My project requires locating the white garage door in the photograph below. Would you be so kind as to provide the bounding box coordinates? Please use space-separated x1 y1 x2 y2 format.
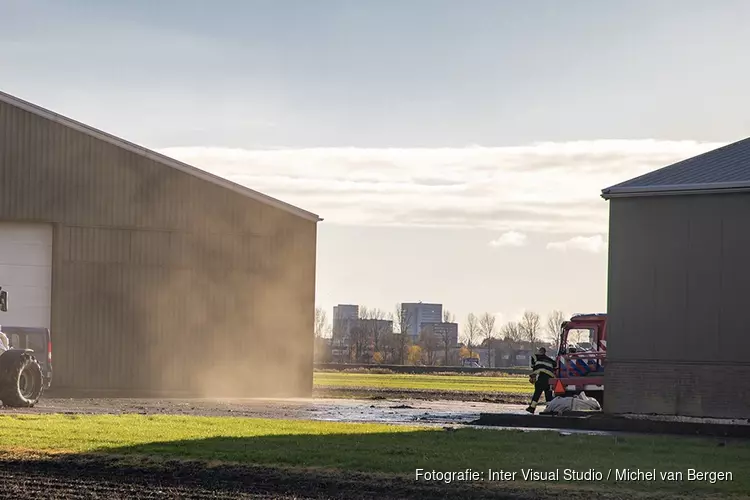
0 222 53 329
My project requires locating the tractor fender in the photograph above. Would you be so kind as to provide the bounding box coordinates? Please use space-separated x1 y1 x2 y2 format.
0 349 35 374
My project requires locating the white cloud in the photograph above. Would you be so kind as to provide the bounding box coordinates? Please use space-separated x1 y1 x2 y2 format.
159 139 725 235
546 235 608 253
489 231 527 248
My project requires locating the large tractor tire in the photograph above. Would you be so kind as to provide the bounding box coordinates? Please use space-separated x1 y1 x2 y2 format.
0 351 44 407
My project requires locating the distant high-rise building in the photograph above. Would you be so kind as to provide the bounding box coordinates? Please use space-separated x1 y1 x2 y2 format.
420 322 459 347
331 304 359 362
401 302 443 340
332 304 359 341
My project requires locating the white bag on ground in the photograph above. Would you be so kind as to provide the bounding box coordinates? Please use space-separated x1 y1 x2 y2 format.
542 391 601 414
0 329 8 353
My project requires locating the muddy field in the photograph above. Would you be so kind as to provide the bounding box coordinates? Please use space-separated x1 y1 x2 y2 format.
0 455 668 500
0 462 281 499
0 397 714 499
0 396 528 425
313 387 530 404
0 397 543 499
0 397 622 499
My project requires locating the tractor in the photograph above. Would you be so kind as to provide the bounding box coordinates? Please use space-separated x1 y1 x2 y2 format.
549 313 607 406
0 286 50 407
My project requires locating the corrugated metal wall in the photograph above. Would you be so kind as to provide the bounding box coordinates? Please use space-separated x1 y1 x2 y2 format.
0 99 317 397
606 193 750 418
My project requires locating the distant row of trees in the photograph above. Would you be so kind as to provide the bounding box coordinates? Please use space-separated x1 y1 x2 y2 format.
314 304 573 366
460 310 568 366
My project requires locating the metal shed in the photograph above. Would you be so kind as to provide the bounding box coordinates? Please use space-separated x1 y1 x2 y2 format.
601 137 750 419
0 90 320 397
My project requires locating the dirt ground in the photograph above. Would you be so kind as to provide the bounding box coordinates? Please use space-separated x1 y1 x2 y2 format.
0 396 530 425
0 454 674 500
312 387 531 405
0 461 284 499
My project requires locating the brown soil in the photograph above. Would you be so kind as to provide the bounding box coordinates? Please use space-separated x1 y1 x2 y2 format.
313 387 530 404
0 396 528 425
0 455 679 500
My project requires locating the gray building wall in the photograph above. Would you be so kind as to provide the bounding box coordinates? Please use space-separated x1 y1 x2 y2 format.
402 302 442 340
332 304 359 340
420 322 458 347
0 98 317 397
606 193 750 418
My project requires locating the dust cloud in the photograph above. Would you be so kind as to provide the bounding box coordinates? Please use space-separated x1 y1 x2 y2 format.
141 196 318 400
0 96 318 399
53 176 316 398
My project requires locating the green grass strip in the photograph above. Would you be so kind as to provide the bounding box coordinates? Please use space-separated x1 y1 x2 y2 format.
313 372 533 393
0 414 748 496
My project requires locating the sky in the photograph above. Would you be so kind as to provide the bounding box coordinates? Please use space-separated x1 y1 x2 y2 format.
2 0 750 336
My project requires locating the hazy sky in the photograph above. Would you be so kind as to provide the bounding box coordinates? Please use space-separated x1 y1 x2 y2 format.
3 0 750 333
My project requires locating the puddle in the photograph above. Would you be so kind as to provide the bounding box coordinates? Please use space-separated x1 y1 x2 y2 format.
22 397 535 427
301 399 528 425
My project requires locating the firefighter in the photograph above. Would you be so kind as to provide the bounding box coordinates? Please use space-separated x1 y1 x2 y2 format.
526 346 555 414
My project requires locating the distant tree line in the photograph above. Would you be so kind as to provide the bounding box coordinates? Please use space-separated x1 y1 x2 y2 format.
314 304 574 367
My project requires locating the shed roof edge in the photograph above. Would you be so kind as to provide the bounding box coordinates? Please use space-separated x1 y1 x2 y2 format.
0 89 322 222
601 182 750 199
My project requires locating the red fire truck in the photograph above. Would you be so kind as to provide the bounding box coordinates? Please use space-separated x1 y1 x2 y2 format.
549 313 607 405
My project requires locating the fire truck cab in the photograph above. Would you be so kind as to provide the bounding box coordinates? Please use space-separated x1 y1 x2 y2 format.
550 313 607 405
